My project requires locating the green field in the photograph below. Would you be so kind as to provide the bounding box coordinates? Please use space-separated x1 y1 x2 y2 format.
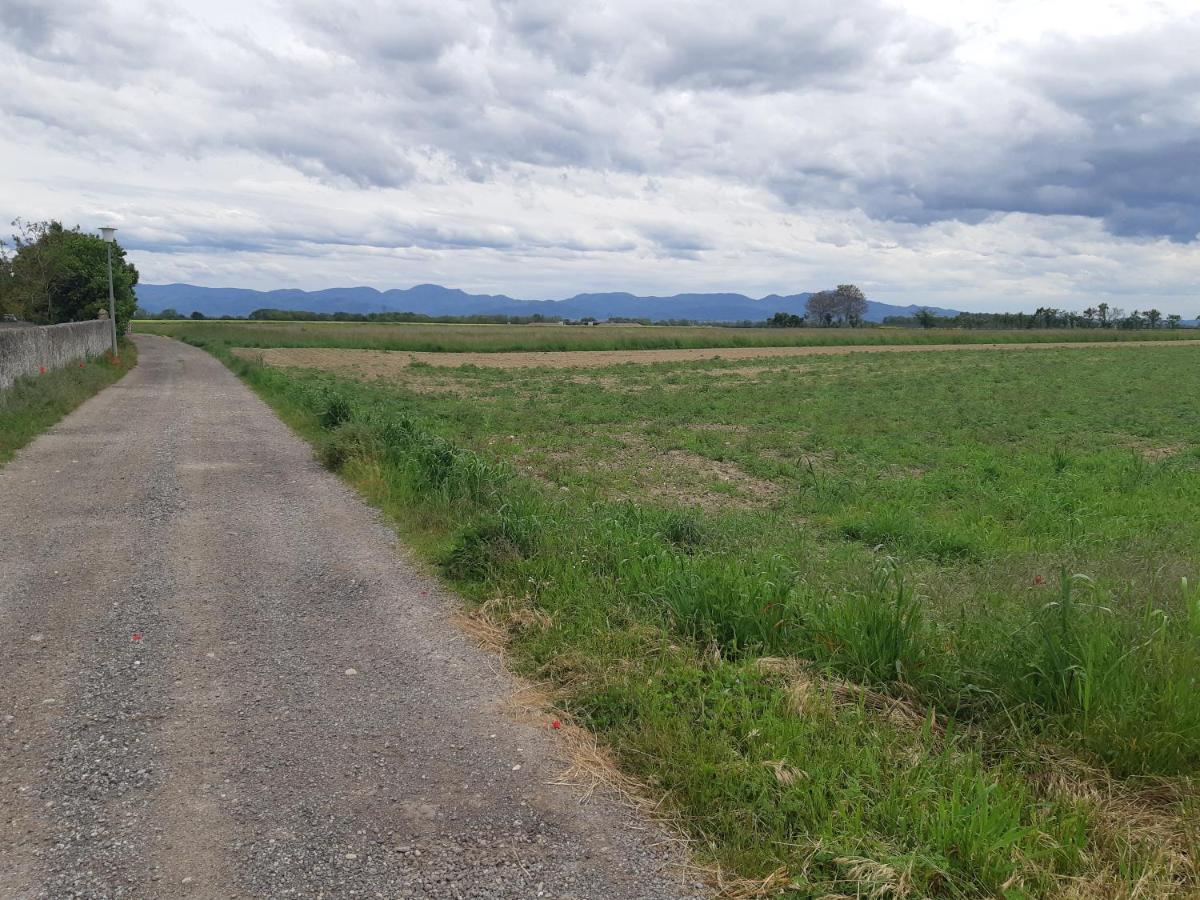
135 318 1200 353
172 326 1200 897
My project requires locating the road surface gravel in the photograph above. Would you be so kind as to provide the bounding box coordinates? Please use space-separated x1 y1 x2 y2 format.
0 335 702 899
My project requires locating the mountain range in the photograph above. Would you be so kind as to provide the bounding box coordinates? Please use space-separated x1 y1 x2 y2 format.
134 283 963 323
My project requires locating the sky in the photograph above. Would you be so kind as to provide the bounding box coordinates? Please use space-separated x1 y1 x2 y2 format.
2 0 1199 313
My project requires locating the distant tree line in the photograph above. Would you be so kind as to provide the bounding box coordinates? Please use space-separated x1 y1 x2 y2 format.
884 304 1189 330
249 308 578 324
0 219 139 332
136 308 751 327
134 308 575 324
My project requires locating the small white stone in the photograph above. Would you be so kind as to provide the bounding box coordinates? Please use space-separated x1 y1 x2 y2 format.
511 764 521 771
344 668 358 676
28 633 44 643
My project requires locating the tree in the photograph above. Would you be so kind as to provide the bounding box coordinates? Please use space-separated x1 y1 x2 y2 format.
1145 308 1162 329
914 308 937 329
0 246 13 318
4 219 62 323
834 284 868 326
806 291 837 326
190 310 206 320
3 220 138 333
768 311 804 328
1167 314 1182 329
1097 302 1110 328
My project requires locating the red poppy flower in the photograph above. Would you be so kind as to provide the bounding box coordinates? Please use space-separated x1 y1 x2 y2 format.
1033 575 1045 586
39 367 46 375
131 633 142 641
551 720 562 730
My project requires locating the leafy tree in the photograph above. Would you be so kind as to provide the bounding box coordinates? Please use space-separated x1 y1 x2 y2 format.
834 284 868 326
768 311 804 328
190 310 206 320
807 284 868 327
0 248 13 318
914 308 937 328
1145 308 1162 329
2 219 138 332
1097 302 1110 327
1167 314 1182 329
806 291 837 326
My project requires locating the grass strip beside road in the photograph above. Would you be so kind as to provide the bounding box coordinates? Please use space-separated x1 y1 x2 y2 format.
0 341 137 468
180 334 1198 898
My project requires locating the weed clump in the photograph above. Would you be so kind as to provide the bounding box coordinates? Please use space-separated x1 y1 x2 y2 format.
318 390 354 429
442 513 535 582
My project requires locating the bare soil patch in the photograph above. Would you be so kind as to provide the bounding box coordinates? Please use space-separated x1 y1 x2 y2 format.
235 339 1200 373
233 348 465 394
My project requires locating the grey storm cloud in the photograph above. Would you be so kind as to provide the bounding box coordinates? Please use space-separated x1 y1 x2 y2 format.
757 15 1200 242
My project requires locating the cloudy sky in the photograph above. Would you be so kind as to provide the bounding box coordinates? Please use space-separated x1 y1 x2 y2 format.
2 0 1198 312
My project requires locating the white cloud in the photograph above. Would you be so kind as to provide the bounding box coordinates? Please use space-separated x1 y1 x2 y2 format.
1 0 1198 312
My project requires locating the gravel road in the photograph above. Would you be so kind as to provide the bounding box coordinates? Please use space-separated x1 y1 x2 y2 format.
0 335 703 899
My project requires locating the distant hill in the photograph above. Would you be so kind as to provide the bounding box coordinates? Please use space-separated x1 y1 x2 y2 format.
135 283 964 323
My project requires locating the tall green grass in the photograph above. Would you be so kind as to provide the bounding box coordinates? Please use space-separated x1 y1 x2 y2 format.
0 342 137 467
193 340 1198 896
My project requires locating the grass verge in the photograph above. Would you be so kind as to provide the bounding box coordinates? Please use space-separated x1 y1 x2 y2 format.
0 341 137 467
185 336 1198 898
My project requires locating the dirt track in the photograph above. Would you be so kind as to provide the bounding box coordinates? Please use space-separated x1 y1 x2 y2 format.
0 335 699 899
233 338 1200 373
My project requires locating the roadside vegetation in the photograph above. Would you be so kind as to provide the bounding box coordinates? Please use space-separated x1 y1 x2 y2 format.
168 327 1200 897
1 219 139 332
136 318 1200 355
0 342 137 467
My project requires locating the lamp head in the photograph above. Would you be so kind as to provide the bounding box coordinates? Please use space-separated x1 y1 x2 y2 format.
99 227 117 243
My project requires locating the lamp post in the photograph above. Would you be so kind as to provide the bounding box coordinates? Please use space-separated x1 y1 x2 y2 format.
99 227 118 354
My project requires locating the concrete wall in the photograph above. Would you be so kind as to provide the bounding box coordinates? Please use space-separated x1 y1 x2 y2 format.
0 320 113 391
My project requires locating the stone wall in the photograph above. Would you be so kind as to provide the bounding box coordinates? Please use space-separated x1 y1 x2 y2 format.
0 320 113 391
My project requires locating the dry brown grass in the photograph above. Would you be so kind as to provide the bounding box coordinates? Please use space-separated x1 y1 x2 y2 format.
755 657 933 732
1027 749 1198 897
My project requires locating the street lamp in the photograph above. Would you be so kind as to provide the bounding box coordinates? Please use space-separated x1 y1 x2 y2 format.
99 227 118 354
